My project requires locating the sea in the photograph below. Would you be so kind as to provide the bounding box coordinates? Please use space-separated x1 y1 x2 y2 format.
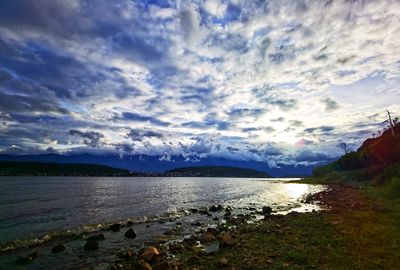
0 177 324 269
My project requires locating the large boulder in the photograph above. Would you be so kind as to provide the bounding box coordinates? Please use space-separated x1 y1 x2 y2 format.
140 246 160 262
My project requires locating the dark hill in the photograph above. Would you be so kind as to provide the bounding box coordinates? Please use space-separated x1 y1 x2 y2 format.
0 162 130 176
166 166 271 178
313 121 400 183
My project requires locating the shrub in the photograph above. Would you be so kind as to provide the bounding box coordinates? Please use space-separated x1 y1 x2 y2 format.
385 177 400 199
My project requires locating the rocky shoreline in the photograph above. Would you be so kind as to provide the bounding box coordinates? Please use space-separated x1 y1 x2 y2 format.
0 183 335 270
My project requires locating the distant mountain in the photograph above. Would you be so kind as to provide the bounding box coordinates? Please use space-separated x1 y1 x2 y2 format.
0 153 322 177
0 161 130 176
166 166 271 178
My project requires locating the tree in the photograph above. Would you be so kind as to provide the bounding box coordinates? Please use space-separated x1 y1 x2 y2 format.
385 109 396 137
337 142 348 155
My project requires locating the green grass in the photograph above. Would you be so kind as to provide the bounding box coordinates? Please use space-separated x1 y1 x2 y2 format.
180 214 352 270
384 177 400 199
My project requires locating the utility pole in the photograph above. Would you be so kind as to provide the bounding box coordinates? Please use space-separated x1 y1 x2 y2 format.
386 110 395 137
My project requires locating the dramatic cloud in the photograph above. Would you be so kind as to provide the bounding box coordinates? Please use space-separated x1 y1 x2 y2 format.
69 129 104 147
0 0 400 167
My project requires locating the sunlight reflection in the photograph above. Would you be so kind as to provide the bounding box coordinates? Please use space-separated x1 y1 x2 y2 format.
284 184 310 200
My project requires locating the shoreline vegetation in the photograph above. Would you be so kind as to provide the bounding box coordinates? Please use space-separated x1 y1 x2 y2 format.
0 163 270 178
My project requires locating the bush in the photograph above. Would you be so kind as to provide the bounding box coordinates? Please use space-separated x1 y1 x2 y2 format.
385 177 400 199
336 151 364 170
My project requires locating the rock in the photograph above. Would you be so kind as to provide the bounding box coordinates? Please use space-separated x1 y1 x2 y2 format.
83 240 99 251
87 233 105 241
16 251 38 264
140 246 160 262
51 243 66 253
110 263 124 270
109 223 121 232
199 209 209 215
200 232 215 243
213 217 219 221
220 234 235 247
219 257 229 267
262 206 273 215
249 207 257 211
122 249 135 260
191 221 202 227
210 205 223 212
126 220 134 226
136 259 153 270
206 227 219 234
224 211 232 217
154 260 173 270
125 228 137 239
190 208 199 213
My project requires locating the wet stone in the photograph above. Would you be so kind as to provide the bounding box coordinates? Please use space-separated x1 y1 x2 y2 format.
220 234 235 247
141 246 160 262
125 228 137 239
219 257 229 267
83 240 99 251
200 232 215 243
136 259 153 270
262 206 273 216
51 243 66 253
87 233 105 241
109 223 121 232
154 260 174 270
16 251 38 264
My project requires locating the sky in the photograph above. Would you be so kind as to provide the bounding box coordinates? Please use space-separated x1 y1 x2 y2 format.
0 0 399 169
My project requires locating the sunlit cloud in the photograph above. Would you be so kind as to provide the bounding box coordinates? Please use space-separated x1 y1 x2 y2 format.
0 0 399 168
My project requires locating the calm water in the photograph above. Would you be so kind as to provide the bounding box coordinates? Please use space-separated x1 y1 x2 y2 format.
0 177 323 249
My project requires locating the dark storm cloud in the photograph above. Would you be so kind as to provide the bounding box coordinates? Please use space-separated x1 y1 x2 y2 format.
68 129 104 147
